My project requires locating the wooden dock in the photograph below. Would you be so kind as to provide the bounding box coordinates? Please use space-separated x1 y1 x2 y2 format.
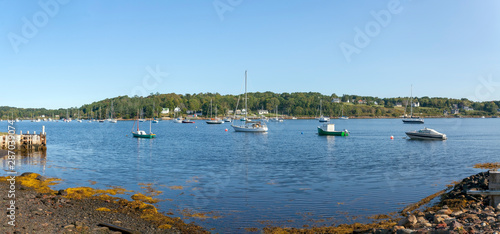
0 127 47 152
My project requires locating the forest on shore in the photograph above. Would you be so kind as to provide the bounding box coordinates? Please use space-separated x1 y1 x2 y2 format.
1 92 499 119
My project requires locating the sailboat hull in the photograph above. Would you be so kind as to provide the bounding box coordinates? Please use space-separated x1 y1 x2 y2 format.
402 118 424 124
232 124 268 132
133 133 156 138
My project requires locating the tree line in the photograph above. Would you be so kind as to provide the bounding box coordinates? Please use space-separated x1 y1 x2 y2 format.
1 92 499 119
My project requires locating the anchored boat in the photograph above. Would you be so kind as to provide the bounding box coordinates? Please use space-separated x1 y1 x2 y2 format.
231 70 268 132
405 127 446 140
317 123 349 136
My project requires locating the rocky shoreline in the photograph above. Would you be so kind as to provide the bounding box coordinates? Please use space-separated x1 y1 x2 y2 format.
264 171 498 233
1 171 498 233
0 173 207 233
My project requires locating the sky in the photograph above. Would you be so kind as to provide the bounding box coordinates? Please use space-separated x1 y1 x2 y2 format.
1 0 500 109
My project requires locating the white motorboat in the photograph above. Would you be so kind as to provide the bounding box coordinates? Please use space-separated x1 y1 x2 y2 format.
405 127 447 140
231 70 268 132
173 117 183 123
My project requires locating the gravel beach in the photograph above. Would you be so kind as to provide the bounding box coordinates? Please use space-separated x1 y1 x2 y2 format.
0 173 207 234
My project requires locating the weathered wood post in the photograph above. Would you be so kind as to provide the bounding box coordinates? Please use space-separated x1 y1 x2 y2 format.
468 170 500 207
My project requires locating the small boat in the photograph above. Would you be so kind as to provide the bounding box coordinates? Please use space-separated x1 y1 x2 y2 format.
317 123 349 136
206 100 223 124
109 101 118 123
182 119 195 123
405 127 446 140
231 70 268 132
402 85 424 124
318 99 330 122
223 117 232 123
339 105 349 120
291 117 297 120
132 111 155 138
173 117 183 123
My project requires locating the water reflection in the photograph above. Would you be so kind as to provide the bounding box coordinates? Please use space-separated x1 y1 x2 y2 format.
1 151 47 173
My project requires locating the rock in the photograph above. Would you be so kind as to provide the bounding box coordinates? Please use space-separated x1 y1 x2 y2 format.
57 189 68 196
433 215 449 224
63 225 75 229
396 229 414 234
449 221 464 230
407 215 418 227
74 221 84 227
435 222 447 229
437 208 453 215
451 211 463 217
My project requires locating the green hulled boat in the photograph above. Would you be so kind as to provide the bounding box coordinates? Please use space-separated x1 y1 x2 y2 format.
132 110 156 139
132 130 156 138
317 123 349 136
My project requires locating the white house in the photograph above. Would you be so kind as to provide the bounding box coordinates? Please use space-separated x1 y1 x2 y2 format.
174 107 181 113
258 110 269 115
395 102 403 107
331 98 341 103
452 109 459 115
411 102 420 107
464 106 474 111
161 108 169 114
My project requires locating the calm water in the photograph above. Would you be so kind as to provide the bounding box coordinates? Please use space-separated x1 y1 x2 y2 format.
1 118 499 232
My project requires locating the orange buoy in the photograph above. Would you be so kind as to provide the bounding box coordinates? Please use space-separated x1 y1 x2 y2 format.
390 136 394 140
225 128 228 132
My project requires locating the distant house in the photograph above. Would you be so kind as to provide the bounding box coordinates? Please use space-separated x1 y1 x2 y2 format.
374 101 378 105
395 102 403 107
161 108 169 114
41 115 45 118
55 115 60 119
174 107 181 113
357 100 366 104
258 110 269 115
346 99 350 103
463 106 474 111
331 98 341 103
235 110 242 115
186 110 194 115
227 110 234 115
195 111 203 116
241 109 247 114
411 102 420 107
443 110 448 116
452 109 459 115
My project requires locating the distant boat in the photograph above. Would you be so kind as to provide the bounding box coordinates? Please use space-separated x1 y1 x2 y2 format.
152 101 159 123
223 117 232 123
231 71 268 132
339 105 349 120
405 127 446 140
132 111 155 138
207 99 223 124
317 123 349 136
109 101 117 123
318 99 330 122
182 119 195 123
291 117 297 120
402 85 424 124
173 117 183 123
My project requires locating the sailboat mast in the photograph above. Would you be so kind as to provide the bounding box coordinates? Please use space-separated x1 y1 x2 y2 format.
320 99 322 116
245 70 247 120
410 85 413 116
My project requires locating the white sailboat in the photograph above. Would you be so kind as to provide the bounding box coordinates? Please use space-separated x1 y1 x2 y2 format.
319 99 330 122
109 101 118 123
402 85 424 124
231 71 268 132
207 99 223 124
339 105 349 120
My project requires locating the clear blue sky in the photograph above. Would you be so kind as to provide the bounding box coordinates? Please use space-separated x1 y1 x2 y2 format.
1 0 500 109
